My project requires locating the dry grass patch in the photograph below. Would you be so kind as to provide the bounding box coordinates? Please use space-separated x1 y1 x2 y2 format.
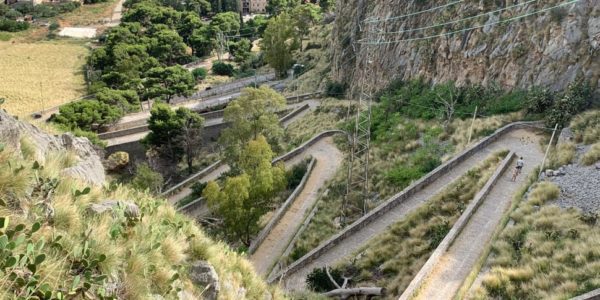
571 110 600 144
56 0 117 27
0 41 88 116
581 143 600 166
470 182 600 299
547 142 576 169
0 143 284 299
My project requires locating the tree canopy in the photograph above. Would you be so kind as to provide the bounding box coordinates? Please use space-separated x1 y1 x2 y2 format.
260 13 300 78
219 86 286 168
204 135 286 245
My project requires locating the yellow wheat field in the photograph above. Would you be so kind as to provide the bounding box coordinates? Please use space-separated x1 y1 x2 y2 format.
0 41 88 116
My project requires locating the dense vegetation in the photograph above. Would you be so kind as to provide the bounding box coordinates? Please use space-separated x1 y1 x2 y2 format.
0 139 283 299
471 182 600 299
0 2 82 32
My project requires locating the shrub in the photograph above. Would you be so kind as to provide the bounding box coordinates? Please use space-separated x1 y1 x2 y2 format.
306 267 343 292
190 181 207 198
581 143 600 166
212 61 234 76
192 67 207 81
132 163 164 194
51 100 123 132
0 18 29 32
287 160 309 189
325 81 346 98
545 78 592 128
526 88 555 114
48 21 59 31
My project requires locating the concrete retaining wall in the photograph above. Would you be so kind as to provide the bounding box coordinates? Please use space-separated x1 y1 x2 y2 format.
570 288 600 300
286 92 322 104
399 151 515 300
268 121 543 284
248 157 317 255
162 160 224 197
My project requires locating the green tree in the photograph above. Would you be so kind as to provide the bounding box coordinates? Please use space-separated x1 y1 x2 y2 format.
177 12 204 44
266 0 300 15
210 11 240 34
145 66 195 103
228 38 252 63
260 13 300 78
147 26 189 65
291 3 321 48
219 86 286 168
189 26 213 57
52 100 123 131
176 108 205 172
144 103 183 160
204 135 286 245
95 88 141 112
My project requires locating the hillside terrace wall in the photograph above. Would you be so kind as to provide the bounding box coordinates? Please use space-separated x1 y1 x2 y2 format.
398 151 515 300
248 157 317 255
268 121 543 283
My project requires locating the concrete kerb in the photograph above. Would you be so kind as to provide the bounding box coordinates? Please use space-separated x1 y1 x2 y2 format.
177 196 204 214
248 157 317 255
268 121 543 284
398 151 516 300
161 160 223 197
570 288 600 300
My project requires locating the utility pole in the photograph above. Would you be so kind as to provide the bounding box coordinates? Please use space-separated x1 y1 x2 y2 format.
342 15 380 224
539 123 559 178
467 106 478 145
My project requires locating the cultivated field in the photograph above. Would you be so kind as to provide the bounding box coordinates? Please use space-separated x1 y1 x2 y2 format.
0 41 88 116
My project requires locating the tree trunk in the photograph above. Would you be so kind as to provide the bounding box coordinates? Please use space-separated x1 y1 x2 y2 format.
323 287 385 298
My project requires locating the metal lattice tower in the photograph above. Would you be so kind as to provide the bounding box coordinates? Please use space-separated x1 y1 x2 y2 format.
342 17 380 222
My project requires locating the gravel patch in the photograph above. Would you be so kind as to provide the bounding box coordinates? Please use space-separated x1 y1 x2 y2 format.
548 161 600 213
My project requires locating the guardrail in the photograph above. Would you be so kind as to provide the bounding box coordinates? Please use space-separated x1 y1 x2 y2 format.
170 73 277 104
399 151 515 300
248 157 317 255
268 121 544 284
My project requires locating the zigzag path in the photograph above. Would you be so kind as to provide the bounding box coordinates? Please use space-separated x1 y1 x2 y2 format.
250 137 343 276
280 128 543 291
410 134 543 299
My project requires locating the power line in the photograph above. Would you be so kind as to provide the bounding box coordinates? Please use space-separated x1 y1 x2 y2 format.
365 0 465 24
369 0 538 35
359 0 580 44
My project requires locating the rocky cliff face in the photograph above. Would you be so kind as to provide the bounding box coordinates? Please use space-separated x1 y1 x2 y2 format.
0 110 105 186
331 0 600 94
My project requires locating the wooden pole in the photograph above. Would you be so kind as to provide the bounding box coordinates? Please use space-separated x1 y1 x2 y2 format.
539 123 559 178
467 106 477 145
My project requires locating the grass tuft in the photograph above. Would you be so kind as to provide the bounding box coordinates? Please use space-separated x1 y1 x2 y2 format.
581 143 600 166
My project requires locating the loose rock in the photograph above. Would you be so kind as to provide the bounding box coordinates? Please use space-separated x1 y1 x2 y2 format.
189 260 219 300
89 200 140 218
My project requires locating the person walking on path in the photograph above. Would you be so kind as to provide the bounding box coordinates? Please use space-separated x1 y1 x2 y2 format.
512 156 524 181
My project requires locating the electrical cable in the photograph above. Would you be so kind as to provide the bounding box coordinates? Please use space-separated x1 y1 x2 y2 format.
368 0 538 35
365 0 465 24
359 0 580 44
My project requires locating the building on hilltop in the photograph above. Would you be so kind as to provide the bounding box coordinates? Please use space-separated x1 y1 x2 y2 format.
241 0 266 14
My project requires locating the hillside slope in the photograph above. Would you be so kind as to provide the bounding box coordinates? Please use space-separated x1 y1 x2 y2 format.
331 0 600 94
0 110 283 299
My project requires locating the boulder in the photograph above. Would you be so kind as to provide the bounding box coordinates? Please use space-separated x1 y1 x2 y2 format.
0 110 105 186
189 260 219 300
545 169 555 177
105 151 130 171
89 200 140 218
595 163 600 170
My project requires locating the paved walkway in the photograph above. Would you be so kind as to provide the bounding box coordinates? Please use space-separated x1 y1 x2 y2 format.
280 129 543 291
250 137 343 276
413 135 543 299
